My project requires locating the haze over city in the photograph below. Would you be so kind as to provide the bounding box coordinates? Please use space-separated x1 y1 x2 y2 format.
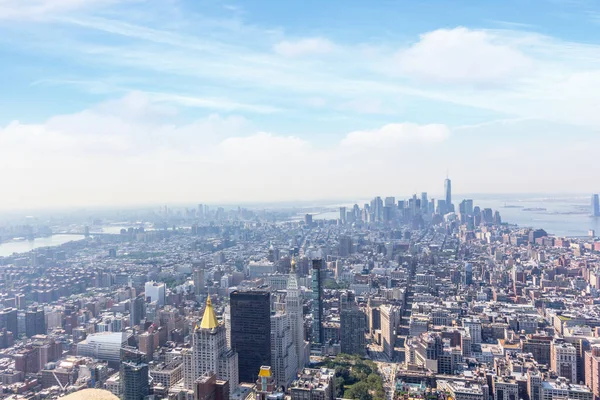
1 1 600 208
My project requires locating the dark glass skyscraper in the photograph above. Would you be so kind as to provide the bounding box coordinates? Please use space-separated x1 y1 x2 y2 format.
120 346 149 400
311 259 324 344
25 307 45 337
230 290 271 383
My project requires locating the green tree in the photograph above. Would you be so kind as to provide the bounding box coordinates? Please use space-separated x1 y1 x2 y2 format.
346 382 373 400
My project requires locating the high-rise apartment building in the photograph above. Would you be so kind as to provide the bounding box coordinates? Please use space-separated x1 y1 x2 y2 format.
120 346 149 400
185 297 238 391
340 305 366 356
585 345 600 400
311 259 324 345
230 291 271 383
0 308 18 336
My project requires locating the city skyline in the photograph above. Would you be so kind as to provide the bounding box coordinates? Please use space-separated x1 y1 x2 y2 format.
1 1 600 207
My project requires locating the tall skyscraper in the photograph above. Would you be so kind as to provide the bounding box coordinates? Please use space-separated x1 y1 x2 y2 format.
380 305 398 360
420 192 428 214
193 267 206 296
444 177 452 211
339 207 347 224
25 307 45 337
311 259 324 345
230 291 271 383
185 297 239 391
286 258 307 370
592 194 600 217
129 295 144 327
271 312 298 388
120 346 149 400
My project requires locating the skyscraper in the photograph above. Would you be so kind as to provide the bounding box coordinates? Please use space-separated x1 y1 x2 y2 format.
421 192 428 214
444 177 452 212
271 312 298 388
230 291 271 383
340 304 367 356
129 295 144 327
286 258 307 370
592 194 600 217
193 267 206 296
145 281 166 306
339 207 347 224
120 346 149 400
185 297 239 391
25 307 45 337
311 259 324 345
0 308 18 336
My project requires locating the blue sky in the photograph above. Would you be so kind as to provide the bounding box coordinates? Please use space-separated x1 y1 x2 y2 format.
1 0 600 208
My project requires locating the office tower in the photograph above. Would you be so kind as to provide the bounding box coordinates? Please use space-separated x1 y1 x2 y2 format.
340 304 367 356
593 195 600 217
185 297 239 391
421 192 428 214
338 235 352 257
353 204 361 221
304 214 313 226
437 199 447 215
311 259 324 345
255 366 276 400
25 307 45 337
194 267 206 296
120 346 149 400
339 207 346 224
145 281 166 306
198 204 204 219
551 341 577 383
271 312 298 388
286 258 307 369
230 291 271 383
0 308 18 336
129 295 144 327
444 177 452 210
385 197 396 207
380 304 398 360
464 263 473 286
372 196 384 221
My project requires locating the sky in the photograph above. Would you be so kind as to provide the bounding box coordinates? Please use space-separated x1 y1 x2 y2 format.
1 0 600 209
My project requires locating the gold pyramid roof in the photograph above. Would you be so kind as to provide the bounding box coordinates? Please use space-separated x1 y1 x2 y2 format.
199 296 219 330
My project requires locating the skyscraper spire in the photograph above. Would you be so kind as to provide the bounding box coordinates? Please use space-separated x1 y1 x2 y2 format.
199 296 219 330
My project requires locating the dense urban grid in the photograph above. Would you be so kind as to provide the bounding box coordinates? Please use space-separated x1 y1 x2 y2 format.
1 180 600 400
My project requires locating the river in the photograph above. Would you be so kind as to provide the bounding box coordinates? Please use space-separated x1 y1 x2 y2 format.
0 234 86 257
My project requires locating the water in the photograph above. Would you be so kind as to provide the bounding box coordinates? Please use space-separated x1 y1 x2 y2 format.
0 234 86 257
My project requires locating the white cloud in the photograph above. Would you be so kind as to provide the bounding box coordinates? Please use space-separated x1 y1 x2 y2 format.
341 123 451 148
395 27 533 84
0 0 124 19
274 37 336 57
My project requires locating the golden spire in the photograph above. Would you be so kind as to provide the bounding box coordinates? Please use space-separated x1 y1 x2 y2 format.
290 256 296 273
199 296 219 329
